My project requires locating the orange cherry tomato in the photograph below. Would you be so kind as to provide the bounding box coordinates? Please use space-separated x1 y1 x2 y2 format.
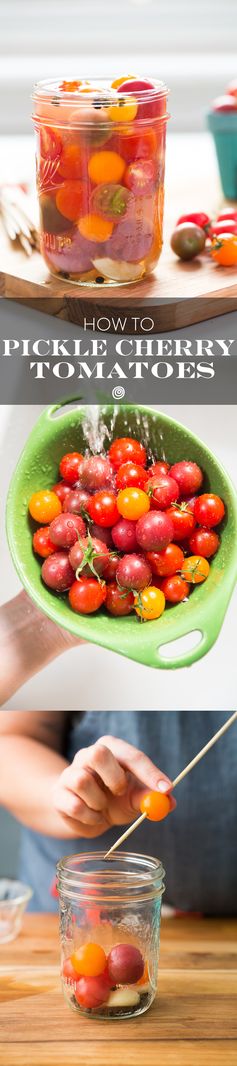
59 143 83 180
211 234 237 266
111 76 135 89
56 181 86 221
32 526 56 558
140 790 173 821
59 80 82 92
181 555 210 584
88 150 126 185
71 943 107 978
78 213 114 242
29 490 62 524
134 585 165 620
117 487 150 521
108 98 138 124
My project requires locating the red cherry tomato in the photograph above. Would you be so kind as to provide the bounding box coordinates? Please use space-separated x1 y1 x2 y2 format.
59 452 84 484
39 126 62 160
169 461 203 495
87 491 119 528
75 973 110 1009
69 578 107 614
166 505 195 541
212 95 237 112
136 511 174 552
148 461 169 477
33 526 57 558
211 219 237 237
103 554 120 581
112 518 138 553
109 437 147 469
63 489 90 515
117 78 165 118
52 481 72 505
116 553 152 592
118 128 157 164
176 212 211 233
105 582 134 616
49 513 86 548
217 210 237 223
80 455 114 491
148 474 179 509
125 159 156 195
159 574 190 603
194 493 225 528
189 527 220 558
146 543 184 577
62 958 80 983
41 552 75 591
116 461 149 491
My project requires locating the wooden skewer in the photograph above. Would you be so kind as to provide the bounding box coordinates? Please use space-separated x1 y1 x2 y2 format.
104 711 237 858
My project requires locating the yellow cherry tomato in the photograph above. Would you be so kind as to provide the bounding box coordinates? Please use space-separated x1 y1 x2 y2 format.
111 76 135 89
108 97 138 123
140 790 173 821
78 213 114 242
135 586 165 620
181 555 210 584
71 943 107 977
28 490 62 524
117 487 150 520
88 150 126 185
211 234 237 266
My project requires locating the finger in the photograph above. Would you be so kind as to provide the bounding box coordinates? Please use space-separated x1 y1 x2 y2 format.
99 735 173 793
74 743 127 797
60 763 107 812
54 787 104 826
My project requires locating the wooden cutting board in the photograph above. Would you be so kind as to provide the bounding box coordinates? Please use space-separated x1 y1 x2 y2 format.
0 914 236 1066
1 218 237 331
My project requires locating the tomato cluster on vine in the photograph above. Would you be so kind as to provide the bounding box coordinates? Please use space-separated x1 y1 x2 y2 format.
28 436 225 622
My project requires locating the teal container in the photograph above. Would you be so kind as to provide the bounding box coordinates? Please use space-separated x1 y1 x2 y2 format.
207 110 237 201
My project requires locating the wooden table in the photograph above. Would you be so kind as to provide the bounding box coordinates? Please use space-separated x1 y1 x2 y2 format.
0 913 236 1066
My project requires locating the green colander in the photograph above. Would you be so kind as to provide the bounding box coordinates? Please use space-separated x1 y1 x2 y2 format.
6 402 237 670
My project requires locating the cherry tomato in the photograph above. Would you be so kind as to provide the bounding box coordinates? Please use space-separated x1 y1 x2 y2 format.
107 945 144 985
59 452 84 484
118 128 157 164
62 958 80 983
90 524 113 548
80 455 114 491
41 552 75 591
226 80 237 99
39 126 62 161
116 462 149 491
116 554 152 592
194 493 225 528
49 512 86 548
125 159 156 196
148 461 169 477
111 76 135 89
176 212 211 233
87 491 119 528
109 437 147 469
75 973 110 1009
217 210 237 223
117 487 150 521
189 528 220 558
169 461 203 495
69 536 109 577
88 151 126 185
166 505 195 541
148 474 179 509
136 961 149 986
134 585 165 620
52 481 72 505
29 490 62 524
212 95 237 112
159 574 190 603
63 489 90 515
71 943 106 978
181 555 210 584
56 181 86 222
78 213 114 243
91 183 133 222
33 526 57 558
211 234 237 266
112 517 138 553
211 219 237 237
117 78 165 119
69 577 107 614
58 144 83 180
146 543 184 577
140 790 173 820
108 97 138 123
105 582 134 616
136 511 174 551
171 223 206 260
103 554 120 582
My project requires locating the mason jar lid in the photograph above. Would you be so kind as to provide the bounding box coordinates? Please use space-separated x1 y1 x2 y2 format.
32 77 169 128
57 851 165 904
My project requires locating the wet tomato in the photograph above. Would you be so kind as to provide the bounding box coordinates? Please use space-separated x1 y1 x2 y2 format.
42 552 75 591
166 505 195 541
69 577 107 614
116 462 149 491
103 554 120 582
180 555 210 584
52 481 72 505
112 517 138 553
116 553 152 592
105 582 134 616
169 461 203 495
80 455 114 491
159 574 190 603
146 543 184 577
29 490 62 524
33 526 57 558
148 460 169 477
194 493 225 528
189 527 220 558
134 585 165 620
87 491 119 527
63 489 90 515
68 536 109 577
117 487 150 521
148 474 179 509
59 452 84 484
109 437 147 469
136 511 174 551
49 513 86 548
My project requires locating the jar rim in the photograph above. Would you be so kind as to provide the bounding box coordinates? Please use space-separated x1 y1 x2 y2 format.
57 851 165 903
32 76 169 107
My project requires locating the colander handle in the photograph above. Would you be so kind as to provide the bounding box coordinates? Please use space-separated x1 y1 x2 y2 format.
42 398 83 418
152 592 232 670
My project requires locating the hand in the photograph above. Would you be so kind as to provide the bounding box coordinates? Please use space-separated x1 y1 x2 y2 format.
0 590 85 706
52 735 176 839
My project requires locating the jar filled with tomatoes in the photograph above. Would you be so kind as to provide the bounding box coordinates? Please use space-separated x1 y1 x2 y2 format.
57 851 165 1018
32 76 169 286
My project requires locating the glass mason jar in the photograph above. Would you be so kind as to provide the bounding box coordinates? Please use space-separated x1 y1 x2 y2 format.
32 78 169 287
57 851 165 1020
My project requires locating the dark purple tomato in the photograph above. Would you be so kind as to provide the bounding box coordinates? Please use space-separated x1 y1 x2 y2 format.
90 523 113 548
148 474 179 509
103 554 120 581
80 455 114 491
63 489 90 515
68 536 109 577
116 553 152 591
112 518 138 553
136 511 174 551
107 944 144 984
41 552 75 591
52 481 72 505
49 512 86 548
